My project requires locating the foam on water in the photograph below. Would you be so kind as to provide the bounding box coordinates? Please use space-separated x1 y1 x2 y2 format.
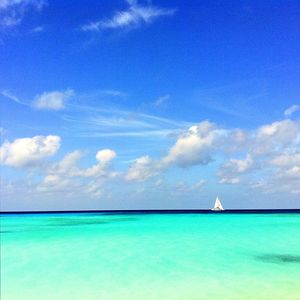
1 212 300 300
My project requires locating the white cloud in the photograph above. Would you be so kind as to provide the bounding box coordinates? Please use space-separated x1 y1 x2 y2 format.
32 89 74 110
252 119 300 156
251 166 300 195
96 149 116 164
219 119 300 187
125 121 220 182
161 121 219 167
47 150 83 177
0 0 45 29
260 151 300 195
122 118 300 192
218 155 254 184
47 148 117 179
270 153 300 167
225 129 249 152
81 0 176 32
3 115 300 200
284 105 300 116
38 148 118 196
125 155 157 181
284 166 300 178
85 149 118 178
0 135 60 167
2 89 75 110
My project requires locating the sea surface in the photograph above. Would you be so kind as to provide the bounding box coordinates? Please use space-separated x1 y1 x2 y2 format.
1 211 300 300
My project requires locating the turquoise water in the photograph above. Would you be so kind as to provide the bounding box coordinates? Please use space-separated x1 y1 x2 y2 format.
1 212 300 300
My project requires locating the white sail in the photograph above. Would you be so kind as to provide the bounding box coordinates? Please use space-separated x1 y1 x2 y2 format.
212 196 224 211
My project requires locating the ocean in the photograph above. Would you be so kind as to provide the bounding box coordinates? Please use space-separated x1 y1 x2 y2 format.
1 211 300 300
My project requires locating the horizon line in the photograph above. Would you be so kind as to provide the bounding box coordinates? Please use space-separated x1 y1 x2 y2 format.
1 209 300 215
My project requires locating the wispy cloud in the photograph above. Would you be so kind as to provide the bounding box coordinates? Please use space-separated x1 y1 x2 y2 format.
1 90 27 105
73 129 178 138
193 81 269 120
198 101 248 119
0 0 46 29
81 0 176 32
101 89 127 97
1 88 186 139
2 89 74 110
284 104 300 117
31 25 44 33
152 94 170 108
62 103 188 139
0 126 7 137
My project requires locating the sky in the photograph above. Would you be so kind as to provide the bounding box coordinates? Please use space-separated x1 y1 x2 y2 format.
0 0 300 211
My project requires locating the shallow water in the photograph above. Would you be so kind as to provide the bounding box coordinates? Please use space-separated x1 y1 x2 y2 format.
1 212 300 300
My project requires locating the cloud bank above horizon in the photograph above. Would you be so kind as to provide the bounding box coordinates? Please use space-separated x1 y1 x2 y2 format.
1 0 299 210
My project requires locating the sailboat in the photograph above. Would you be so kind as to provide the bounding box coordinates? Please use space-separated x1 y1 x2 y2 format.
211 196 224 211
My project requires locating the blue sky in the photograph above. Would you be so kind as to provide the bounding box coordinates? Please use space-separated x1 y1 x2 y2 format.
1 0 300 211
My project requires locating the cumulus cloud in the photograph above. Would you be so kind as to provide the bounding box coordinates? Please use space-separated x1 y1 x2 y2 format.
225 128 249 153
38 148 118 197
270 153 300 167
125 121 220 182
251 167 300 195
125 155 157 181
37 150 82 193
222 119 300 157
0 135 60 167
81 0 176 32
46 150 83 177
218 155 254 184
161 121 219 168
122 117 300 196
219 119 300 193
85 149 117 177
32 89 74 110
262 151 300 195
96 149 116 164
251 119 300 156
3 117 300 199
284 105 300 117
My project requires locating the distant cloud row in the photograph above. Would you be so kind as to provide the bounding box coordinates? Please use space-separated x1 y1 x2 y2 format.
1 117 300 197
